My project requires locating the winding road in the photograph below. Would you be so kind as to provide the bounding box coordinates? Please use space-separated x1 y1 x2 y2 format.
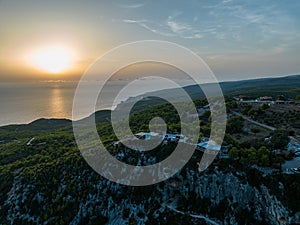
231 110 276 131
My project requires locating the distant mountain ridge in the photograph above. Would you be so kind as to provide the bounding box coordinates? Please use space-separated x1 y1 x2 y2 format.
182 74 300 98
0 74 299 131
219 74 300 97
115 74 300 112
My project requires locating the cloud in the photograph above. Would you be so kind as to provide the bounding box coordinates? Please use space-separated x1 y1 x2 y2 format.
167 21 187 33
121 0 300 54
113 0 146 9
116 3 145 9
122 16 204 39
203 0 300 50
122 19 176 37
166 20 202 38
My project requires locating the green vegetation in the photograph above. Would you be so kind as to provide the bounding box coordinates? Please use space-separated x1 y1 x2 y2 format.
229 146 270 167
226 116 243 134
235 100 300 136
0 92 299 224
268 130 289 150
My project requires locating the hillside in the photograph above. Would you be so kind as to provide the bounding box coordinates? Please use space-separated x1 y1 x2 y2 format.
219 75 300 98
0 75 300 224
116 75 300 112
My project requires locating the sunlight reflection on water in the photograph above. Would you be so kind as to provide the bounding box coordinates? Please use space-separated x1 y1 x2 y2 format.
0 78 193 126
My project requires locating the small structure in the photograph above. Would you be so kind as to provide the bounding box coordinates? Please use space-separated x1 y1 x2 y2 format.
164 133 181 142
197 139 221 151
233 95 248 101
264 137 271 142
196 138 230 158
26 137 35 146
287 140 300 152
258 96 273 101
135 132 160 140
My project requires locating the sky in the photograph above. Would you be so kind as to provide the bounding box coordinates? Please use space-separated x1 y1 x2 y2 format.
0 0 300 82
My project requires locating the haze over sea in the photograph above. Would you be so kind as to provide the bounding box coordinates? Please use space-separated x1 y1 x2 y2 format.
0 82 124 126
0 78 193 126
0 82 76 126
0 81 133 126
0 81 144 126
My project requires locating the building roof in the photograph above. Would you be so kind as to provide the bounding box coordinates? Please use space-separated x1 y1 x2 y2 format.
197 141 221 150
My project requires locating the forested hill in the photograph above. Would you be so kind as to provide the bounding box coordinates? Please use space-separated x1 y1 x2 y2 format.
115 74 300 112
0 75 300 224
179 74 300 99
219 74 300 98
0 74 299 133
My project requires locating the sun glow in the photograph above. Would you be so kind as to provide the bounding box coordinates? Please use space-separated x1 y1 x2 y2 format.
31 46 74 73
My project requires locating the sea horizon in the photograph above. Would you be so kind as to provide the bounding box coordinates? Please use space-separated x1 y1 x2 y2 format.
0 77 195 126
1 73 298 127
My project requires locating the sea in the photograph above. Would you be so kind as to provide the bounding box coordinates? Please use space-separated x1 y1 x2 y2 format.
0 82 77 126
0 79 193 126
0 81 141 126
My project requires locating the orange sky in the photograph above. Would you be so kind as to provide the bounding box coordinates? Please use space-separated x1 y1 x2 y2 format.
0 0 300 82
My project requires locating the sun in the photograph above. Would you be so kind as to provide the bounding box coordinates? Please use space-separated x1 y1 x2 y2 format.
31 46 73 73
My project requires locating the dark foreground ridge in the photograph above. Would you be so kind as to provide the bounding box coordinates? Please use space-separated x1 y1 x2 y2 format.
0 75 299 224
